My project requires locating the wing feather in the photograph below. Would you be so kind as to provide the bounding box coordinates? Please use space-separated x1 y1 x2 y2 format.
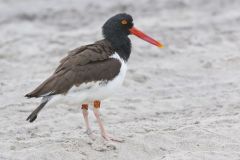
25 39 120 98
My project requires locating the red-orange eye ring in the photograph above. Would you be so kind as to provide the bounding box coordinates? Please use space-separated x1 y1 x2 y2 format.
121 19 128 25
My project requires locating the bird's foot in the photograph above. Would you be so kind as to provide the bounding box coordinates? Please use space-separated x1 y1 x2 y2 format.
101 133 124 143
85 129 96 140
85 128 92 135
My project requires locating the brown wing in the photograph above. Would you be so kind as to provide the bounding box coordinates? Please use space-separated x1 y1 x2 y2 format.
55 39 114 73
25 39 120 98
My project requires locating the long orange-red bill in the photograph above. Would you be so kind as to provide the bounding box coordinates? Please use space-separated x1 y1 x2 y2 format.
129 27 164 48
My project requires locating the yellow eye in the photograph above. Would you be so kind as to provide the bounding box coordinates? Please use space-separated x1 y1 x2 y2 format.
121 19 128 25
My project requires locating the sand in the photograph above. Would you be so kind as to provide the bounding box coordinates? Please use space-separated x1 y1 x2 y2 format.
1 0 240 159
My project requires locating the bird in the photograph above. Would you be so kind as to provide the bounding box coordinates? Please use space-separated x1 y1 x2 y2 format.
25 13 163 141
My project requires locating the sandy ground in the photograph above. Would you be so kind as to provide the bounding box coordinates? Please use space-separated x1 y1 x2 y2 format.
1 0 240 159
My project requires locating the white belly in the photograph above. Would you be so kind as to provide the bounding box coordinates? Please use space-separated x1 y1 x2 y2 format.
69 53 127 103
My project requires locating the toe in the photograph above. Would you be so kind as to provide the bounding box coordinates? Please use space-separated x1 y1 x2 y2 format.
102 134 124 142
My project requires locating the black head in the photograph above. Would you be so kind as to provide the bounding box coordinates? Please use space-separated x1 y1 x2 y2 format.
102 13 134 38
102 13 164 61
102 13 134 61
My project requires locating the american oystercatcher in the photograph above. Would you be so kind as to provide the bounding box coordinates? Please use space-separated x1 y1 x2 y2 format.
26 13 163 141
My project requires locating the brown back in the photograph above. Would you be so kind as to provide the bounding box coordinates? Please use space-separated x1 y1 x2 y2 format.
26 39 121 98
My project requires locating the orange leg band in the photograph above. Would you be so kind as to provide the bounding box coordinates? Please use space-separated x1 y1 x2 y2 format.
81 104 88 110
94 100 101 108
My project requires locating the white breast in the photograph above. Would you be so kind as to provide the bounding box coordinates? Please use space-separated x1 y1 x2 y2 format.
68 53 127 103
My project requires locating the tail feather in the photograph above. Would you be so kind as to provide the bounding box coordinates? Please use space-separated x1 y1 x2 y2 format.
26 96 52 122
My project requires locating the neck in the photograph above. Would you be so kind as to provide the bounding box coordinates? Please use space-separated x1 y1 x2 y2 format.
105 35 131 62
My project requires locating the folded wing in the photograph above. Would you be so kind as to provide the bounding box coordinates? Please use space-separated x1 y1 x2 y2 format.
25 39 120 98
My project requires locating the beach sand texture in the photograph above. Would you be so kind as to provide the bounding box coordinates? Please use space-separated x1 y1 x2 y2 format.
0 0 240 159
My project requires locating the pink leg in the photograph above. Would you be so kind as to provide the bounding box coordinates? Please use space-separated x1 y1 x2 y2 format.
93 100 124 142
81 104 92 135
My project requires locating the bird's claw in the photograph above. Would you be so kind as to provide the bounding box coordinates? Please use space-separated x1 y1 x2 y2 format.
84 129 96 140
102 133 124 143
85 129 92 135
